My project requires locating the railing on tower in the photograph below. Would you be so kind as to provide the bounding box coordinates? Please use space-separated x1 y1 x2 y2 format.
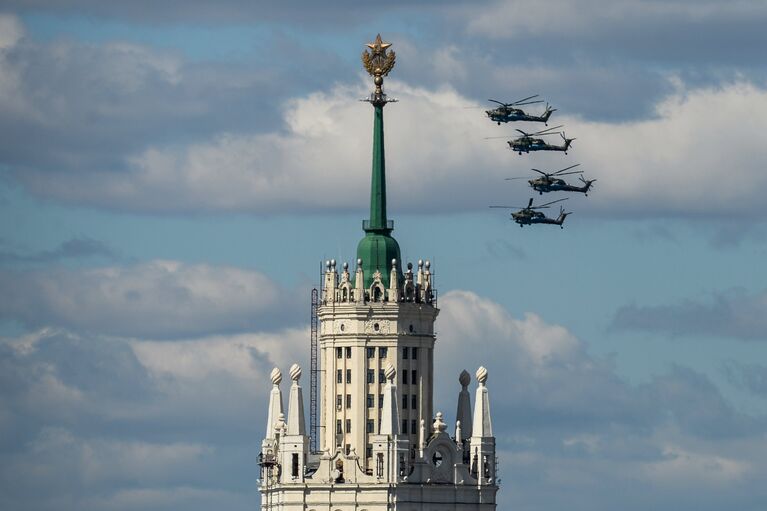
309 287 319 453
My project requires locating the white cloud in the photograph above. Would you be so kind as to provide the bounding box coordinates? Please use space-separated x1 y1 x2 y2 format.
0 260 297 338
131 328 308 384
14 77 767 219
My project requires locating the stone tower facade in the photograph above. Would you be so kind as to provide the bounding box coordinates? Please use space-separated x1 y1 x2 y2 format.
258 35 498 511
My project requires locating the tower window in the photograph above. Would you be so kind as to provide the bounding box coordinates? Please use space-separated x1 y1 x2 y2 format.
345 347 352 358
367 369 374 384
367 419 374 433
411 394 417 409
346 419 351 433
411 420 417 435
336 394 342 409
379 347 388 359
402 370 408 385
379 394 384 408
378 370 385 383
403 347 409 359
411 370 417 384
346 369 351 384
402 395 408 409
367 394 374 408
336 420 342 435
336 347 342 359
337 369 342 384
292 453 299 478
367 347 375 358
402 420 408 434
346 394 352 409
412 347 418 360
366 444 373 458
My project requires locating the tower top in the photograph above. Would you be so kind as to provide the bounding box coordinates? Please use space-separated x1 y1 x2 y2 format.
357 34 402 287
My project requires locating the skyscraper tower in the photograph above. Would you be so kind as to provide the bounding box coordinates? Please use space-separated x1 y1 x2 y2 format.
259 35 498 511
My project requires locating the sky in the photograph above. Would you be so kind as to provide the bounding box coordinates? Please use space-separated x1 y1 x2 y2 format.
1 1 766 510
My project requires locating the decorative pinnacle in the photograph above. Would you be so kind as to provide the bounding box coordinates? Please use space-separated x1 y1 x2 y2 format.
362 34 396 101
289 363 302 382
476 366 488 386
459 369 471 388
384 363 396 382
270 367 282 386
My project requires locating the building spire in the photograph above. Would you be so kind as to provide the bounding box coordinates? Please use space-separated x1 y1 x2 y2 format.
265 367 284 440
357 34 402 288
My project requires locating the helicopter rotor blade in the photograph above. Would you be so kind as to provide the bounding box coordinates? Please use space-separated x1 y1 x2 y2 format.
504 177 530 180
487 99 507 106
534 125 564 135
530 168 548 176
514 100 544 106
515 129 531 136
555 171 584 177
527 198 534 209
489 205 524 209
551 163 581 175
537 197 569 208
483 136 512 140
510 94 539 105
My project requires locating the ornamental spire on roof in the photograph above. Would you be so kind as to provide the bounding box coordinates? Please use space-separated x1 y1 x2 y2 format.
357 34 402 288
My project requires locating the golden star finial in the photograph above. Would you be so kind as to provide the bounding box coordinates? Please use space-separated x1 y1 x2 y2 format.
366 34 392 54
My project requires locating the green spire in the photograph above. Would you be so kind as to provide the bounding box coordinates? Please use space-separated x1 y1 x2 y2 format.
356 102 402 289
357 34 403 290
368 104 388 229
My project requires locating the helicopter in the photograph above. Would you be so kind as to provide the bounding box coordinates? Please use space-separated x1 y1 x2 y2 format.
506 164 596 196
485 95 556 125
489 198 571 228
505 125 575 155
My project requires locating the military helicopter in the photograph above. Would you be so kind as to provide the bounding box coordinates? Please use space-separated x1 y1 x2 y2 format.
485 95 556 125
506 164 596 196
489 198 571 228
505 125 575 155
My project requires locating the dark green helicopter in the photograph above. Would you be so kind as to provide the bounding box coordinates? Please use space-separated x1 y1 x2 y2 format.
506 164 596 195
486 95 556 125
505 125 575 155
489 198 571 228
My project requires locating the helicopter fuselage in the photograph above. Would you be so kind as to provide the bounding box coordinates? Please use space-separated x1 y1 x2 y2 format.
509 137 570 154
487 109 552 125
530 179 593 195
511 209 569 228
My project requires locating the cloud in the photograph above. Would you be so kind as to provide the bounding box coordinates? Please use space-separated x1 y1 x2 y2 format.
430 291 767 510
0 237 117 264
723 360 767 397
461 0 767 65
611 288 767 341
2 292 767 511
0 260 301 338
7 68 767 220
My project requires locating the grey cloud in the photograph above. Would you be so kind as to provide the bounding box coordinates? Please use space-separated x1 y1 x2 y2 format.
0 260 303 338
0 328 295 511
723 360 767 398
0 237 117 264
458 0 767 68
611 288 767 341
1 292 767 511
4 1 458 24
